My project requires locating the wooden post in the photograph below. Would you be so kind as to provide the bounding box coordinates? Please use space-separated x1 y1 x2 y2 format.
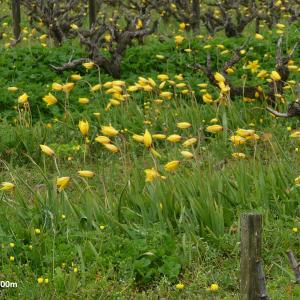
287 250 300 283
89 0 97 28
240 213 263 300
12 0 21 40
256 260 269 300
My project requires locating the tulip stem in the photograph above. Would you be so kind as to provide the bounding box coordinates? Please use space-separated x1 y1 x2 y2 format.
43 155 46 174
83 141 87 166
53 156 60 175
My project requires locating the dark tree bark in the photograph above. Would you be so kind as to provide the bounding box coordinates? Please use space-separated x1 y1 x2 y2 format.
12 0 21 40
89 0 97 28
51 5 159 78
191 0 200 33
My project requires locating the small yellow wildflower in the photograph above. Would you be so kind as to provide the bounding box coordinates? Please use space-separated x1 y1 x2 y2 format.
175 283 185 289
209 283 219 292
37 277 44 284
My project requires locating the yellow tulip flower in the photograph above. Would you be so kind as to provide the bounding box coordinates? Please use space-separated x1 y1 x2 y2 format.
144 168 160 182
78 170 95 178
103 143 119 153
78 120 89 136
232 152 246 159
101 125 119 137
8 86 18 92
52 83 63 91
214 72 225 83
40 145 55 156
181 151 193 158
206 125 223 133
152 134 166 140
82 62 94 69
166 134 181 142
270 71 281 81
18 93 29 104
132 134 144 143
177 122 191 129
57 177 70 191
91 84 101 92
71 74 81 81
164 160 180 172
43 93 57 106
78 98 89 104
182 138 197 147
62 83 75 93
144 129 152 148
95 136 111 144
0 182 15 191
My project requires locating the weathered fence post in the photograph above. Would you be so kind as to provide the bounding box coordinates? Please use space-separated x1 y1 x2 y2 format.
240 213 263 300
287 250 300 283
12 0 21 40
89 0 97 28
256 260 269 300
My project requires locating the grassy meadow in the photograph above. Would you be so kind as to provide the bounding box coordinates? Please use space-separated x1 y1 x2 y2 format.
1 2 300 299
